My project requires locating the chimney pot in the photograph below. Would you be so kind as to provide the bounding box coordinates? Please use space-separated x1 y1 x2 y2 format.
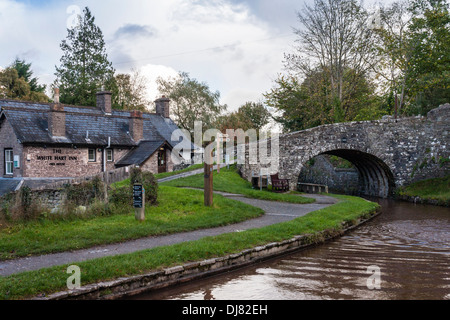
53 88 60 104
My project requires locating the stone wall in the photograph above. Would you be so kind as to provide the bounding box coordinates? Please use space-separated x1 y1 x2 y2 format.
239 104 450 198
298 155 360 195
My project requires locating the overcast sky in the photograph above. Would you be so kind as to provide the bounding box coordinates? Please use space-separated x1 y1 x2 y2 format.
0 0 388 111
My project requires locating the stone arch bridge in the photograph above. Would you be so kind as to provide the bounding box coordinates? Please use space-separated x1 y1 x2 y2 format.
239 104 449 198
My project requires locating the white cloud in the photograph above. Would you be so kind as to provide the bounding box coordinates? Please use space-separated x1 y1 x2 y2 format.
139 64 179 103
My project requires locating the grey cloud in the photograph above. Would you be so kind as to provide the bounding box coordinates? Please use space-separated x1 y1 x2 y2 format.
113 24 158 39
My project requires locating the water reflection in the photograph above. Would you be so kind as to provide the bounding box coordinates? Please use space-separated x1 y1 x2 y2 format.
133 199 449 300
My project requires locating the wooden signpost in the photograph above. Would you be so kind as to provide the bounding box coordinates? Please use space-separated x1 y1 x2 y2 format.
133 184 145 221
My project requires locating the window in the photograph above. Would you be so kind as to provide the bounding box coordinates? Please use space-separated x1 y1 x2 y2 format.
88 149 96 162
4 149 13 175
106 149 114 162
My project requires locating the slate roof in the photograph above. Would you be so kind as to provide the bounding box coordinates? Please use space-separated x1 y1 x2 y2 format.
0 99 194 150
0 178 21 197
116 140 168 167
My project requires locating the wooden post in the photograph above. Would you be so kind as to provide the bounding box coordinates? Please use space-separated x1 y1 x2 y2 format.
217 137 220 174
204 162 213 207
394 93 398 121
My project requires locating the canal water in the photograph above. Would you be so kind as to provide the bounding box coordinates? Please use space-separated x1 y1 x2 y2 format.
133 199 449 300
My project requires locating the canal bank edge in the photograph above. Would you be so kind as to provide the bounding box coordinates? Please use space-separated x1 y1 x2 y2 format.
396 195 449 207
34 205 381 301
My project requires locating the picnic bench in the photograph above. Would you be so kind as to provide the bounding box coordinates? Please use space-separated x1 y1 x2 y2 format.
270 173 290 192
297 182 329 194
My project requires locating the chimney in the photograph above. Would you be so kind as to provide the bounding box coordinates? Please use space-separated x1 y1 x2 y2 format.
48 103 65 137
53 87 60 103
96 91 112 115
130 110 144 142
155 96 170 118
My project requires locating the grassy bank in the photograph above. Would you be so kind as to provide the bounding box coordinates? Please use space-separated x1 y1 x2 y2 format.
161 166 315 204
0 186 263 260
0 194 379 300
397 175 450 206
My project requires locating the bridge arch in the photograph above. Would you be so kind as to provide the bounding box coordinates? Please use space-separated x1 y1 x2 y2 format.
240 104 449 199
296 149 396 198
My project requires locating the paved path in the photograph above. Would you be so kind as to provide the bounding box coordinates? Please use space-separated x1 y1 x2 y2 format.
0 190 337 277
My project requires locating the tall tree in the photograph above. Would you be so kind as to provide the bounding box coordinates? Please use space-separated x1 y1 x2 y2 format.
54 7 115 107
372 0 413 115
284 0 378 119
405 0 450 114
156 72 227 134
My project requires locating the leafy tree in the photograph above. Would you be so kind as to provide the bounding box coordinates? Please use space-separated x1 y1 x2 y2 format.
112 69 150 112
54 7 115 107
0 67 49 102
265 67 380 132
372 0 413 115
156 72 227 134
405 0 450 115
0 68 30 99
216 102 271 133
264 75 310 133
11 58 46 93
373 0 449 116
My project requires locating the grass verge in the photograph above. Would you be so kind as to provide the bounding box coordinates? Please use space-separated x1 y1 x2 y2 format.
0 186 263 260
0 194 379 300
161 166 315 204
397 175 450 206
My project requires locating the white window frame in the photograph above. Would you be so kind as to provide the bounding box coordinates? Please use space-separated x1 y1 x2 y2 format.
5 149 13 175
88 149 96 162
106 149 114 162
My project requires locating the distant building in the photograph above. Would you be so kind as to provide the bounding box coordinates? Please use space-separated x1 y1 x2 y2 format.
0 91 193 180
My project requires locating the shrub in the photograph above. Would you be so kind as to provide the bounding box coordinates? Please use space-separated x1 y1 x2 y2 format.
109 185 132 206
0 187 48 222
64 177 106 207
130 167 159 206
